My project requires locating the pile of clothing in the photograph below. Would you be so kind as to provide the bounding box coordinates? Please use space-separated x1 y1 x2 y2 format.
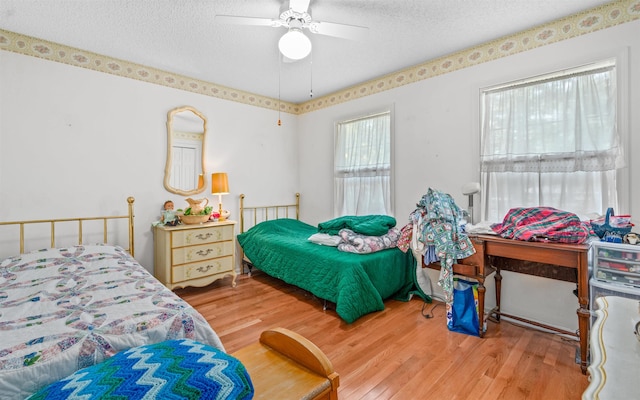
491 207 592 244
397 188 475 303
308 214 402 254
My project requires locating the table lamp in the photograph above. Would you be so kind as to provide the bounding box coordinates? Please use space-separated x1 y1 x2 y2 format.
211 172 230 221
461 182 481 224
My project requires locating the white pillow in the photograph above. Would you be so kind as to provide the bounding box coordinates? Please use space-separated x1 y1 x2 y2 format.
308 232 342 246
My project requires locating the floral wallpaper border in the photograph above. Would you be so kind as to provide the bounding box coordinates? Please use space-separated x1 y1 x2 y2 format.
1 0 638 115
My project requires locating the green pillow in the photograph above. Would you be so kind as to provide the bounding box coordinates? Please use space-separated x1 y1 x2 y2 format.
318 215 396 236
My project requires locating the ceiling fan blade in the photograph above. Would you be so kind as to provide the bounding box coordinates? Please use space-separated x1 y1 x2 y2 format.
215 15 281 28
309 21 369 41
289 0 311 13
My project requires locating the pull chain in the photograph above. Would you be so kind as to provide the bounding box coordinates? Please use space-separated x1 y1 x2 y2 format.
309 50 313 98
278 54 282 126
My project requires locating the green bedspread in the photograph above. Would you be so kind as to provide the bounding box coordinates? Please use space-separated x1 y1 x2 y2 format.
237 218 416 323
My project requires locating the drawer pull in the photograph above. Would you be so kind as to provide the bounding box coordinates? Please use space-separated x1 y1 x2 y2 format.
197 248 213 256
196 233 213 240
197 265 214 273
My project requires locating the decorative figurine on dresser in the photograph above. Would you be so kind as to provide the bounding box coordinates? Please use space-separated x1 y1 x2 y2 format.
154 199 237 290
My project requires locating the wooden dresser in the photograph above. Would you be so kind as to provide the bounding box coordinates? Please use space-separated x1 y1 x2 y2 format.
154 220 237 290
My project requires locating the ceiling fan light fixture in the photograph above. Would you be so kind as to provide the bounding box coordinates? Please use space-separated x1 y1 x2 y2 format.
278 28 311 60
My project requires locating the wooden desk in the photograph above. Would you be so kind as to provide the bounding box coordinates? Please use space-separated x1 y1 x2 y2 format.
425 234 590 374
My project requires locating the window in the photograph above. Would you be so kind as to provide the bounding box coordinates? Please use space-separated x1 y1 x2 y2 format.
334 110 392 216
480 59 624 222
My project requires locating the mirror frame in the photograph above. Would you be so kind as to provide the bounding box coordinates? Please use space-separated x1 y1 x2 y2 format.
164 106 207 196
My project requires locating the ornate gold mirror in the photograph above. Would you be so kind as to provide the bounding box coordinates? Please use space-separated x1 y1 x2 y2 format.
164 106 207 196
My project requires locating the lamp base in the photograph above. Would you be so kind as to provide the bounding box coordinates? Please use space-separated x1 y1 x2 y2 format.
219 209 231 221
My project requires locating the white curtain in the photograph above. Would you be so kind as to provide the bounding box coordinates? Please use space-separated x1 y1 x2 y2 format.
481 62 622 221
334 111 391 216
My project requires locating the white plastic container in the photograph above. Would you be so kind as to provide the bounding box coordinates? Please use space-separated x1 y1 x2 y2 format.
591 241 640 287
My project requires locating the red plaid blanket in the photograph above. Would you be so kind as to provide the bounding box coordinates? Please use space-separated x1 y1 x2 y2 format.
491 207 592 244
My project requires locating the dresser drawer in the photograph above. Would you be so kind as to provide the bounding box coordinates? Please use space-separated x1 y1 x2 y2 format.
172 256 234 283
171 224 234 247
172 241 234 265
154 220 237 290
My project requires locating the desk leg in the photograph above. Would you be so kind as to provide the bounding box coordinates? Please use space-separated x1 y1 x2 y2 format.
577 253 589 375
494 268 502 322
577 307 589 374
478 280 486 337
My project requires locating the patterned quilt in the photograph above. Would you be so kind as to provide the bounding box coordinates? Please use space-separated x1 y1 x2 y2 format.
0 244 224 399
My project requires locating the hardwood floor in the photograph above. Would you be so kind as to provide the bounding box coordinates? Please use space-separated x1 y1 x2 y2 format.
175 271 589 400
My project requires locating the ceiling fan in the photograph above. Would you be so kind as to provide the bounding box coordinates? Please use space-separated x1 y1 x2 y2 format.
215 0 369 61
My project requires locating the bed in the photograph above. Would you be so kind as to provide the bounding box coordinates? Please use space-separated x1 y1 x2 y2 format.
0 198 228 398
237 193 420 324
0 196 339 399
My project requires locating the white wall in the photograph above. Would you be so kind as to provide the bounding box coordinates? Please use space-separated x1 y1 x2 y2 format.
298 20 640 332
0 51 299 269
1 19 638 333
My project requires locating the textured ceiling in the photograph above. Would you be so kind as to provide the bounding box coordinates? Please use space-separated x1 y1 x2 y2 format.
0 0 614 104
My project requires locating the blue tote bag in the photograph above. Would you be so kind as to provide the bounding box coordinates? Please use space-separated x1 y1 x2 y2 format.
446 278 480 336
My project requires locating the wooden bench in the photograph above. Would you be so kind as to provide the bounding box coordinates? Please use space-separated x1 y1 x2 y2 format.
232 327 339 400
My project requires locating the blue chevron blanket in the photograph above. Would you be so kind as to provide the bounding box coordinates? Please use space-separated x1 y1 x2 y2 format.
27 339 254 400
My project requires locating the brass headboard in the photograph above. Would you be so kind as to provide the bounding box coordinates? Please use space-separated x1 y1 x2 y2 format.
0 196 135 256
239 193 300 233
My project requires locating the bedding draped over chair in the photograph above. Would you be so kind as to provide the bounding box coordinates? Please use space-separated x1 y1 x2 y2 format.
399 188 475 303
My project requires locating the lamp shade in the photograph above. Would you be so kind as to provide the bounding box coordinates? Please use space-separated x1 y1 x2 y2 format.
211 172 229 195
278 28 312 60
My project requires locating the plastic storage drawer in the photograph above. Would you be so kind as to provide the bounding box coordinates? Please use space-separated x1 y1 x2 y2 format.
591 241 640 287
